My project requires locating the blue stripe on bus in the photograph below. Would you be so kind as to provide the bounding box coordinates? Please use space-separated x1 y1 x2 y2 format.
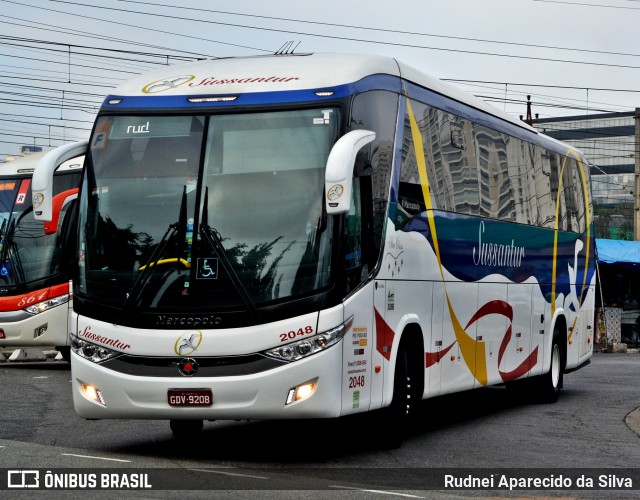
401 211 596 301
101 73 575 158
101 75 401 110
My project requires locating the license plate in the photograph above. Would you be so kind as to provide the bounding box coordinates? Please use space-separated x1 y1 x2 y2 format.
168 388 213 407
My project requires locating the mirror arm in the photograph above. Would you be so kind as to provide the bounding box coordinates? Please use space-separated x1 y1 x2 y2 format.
33 140 88 222
324 130 375 215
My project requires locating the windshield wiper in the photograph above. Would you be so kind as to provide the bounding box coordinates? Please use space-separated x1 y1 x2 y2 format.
0 218 26 286
199 187 259 318
120 186 188 314
0 218 9 277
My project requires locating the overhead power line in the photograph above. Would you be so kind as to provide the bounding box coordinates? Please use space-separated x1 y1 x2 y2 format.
0 65 124 84
456 81 632 114
0 80 109 98
0 35 195 62
2 117 90 131
1 0 272 54
0 74 119 89
532 0 640 9
116 0 640 60
445 79 640 94
0 50 143 75
3 14 209 60
1 112 94 124
41 0 640 70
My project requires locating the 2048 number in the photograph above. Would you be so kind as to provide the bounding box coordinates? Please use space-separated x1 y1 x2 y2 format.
279 325 314 342
349 376 365 388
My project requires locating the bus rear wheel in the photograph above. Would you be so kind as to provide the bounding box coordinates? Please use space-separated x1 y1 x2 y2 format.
534 329 564 403
170 419 203 439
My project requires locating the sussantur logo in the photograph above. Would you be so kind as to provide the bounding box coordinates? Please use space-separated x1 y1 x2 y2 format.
142 75 195 94
174 330 203 356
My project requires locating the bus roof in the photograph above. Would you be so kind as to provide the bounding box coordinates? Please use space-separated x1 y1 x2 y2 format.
0 150 83 177
107 52 536 136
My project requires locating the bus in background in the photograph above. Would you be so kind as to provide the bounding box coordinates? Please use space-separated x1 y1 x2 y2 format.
33 53 595 442
0 151 83 361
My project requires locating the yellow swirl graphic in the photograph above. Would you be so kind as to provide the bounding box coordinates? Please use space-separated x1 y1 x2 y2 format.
405 96 487 385
552 150 592 343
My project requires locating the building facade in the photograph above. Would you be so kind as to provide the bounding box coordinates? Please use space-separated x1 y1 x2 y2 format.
534 110 637 240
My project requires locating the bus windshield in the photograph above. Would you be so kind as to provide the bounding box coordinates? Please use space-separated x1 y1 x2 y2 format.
77 109 339 314
0 176 75 287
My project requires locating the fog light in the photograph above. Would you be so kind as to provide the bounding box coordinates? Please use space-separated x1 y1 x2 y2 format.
34 323 48 338
81 383 106 406
285 378 318 405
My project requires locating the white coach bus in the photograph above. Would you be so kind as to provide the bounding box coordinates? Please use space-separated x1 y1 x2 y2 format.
0 151 82 361
33 53 595 440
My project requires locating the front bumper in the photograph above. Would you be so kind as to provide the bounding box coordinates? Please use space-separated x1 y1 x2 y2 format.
0 305 69 347
71 342 344 420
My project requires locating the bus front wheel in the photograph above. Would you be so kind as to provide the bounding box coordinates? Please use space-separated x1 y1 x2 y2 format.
379 345 413 448
57 347 71 363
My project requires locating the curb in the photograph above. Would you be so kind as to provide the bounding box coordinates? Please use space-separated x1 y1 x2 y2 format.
626 408 640 438
0 348 66 363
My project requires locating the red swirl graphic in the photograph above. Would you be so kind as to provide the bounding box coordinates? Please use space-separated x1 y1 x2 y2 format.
424 299 538 382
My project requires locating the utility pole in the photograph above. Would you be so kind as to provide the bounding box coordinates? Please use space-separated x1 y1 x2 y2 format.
634 108 640 240
520 95 539 126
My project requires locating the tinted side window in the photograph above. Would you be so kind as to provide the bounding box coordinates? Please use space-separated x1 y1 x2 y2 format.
563 157 587 233
395 95 587 234
474 124 515 222
399 99 479 224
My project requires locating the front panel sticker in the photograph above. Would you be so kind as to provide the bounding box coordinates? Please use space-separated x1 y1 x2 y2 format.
196 258 218 279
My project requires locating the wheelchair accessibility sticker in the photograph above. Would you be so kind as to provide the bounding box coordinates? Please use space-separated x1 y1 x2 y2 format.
196 258 218 279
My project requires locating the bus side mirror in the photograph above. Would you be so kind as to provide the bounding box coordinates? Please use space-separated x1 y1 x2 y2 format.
324 130 375 215
44 189 79 235
33 140 88 222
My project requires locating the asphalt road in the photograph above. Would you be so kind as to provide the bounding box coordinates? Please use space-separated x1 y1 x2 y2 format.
1 352 639 498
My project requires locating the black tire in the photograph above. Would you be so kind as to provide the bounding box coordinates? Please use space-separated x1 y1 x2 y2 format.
57 346 71 363
379 345 414 448
170 419 203 439
535 329 564 403
393 347 415 419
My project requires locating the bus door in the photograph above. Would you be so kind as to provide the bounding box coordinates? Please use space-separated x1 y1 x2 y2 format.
341 178 376 415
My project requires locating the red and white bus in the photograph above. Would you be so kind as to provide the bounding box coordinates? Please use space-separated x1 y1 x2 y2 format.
0 151 82 361
33 53 595 441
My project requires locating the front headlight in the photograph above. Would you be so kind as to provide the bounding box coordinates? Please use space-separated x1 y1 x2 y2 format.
263 316 353 362
70 333 120 363
23 293 69 315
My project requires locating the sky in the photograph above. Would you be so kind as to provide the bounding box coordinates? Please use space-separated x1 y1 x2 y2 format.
1 0 639 160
